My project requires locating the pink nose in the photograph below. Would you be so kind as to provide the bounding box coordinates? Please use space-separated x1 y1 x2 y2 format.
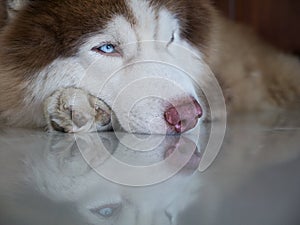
164 98 202 133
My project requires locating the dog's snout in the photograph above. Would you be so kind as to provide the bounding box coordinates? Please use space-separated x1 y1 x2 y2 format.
164 98 202 133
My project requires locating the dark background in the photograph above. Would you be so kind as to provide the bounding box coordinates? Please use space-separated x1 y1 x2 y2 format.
214 0 300 56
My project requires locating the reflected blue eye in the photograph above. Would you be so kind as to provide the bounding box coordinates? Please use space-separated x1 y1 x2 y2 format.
99 207 113 217
98 44 116 54
90 203 121 218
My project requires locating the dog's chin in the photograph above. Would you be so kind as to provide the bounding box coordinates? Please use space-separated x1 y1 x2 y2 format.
113 119 170 135
130 127 178 135
113 118 193 135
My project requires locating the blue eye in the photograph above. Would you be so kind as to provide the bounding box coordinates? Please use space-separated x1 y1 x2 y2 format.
98 44 116 54
98 207 113 217
90 203 121 218
92 43 121 56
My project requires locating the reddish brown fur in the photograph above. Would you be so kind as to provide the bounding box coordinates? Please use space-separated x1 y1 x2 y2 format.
0 0 135 121
0 0 299 127
208 17 300 111
0 0 135 75
0 0 7 28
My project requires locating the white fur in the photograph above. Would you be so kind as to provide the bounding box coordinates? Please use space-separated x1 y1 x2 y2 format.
10 0 209 134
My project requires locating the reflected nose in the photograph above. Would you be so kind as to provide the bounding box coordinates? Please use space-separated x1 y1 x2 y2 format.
164 98 202 133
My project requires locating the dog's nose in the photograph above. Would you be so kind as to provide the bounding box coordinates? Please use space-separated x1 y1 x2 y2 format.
164 98 202 133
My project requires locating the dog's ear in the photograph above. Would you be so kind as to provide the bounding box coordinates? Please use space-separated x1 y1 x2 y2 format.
0 0 31 27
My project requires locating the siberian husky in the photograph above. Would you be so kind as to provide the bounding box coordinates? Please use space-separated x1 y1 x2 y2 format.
0 0 299 134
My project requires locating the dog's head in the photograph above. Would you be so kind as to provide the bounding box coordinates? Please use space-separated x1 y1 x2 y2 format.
0 0 217 134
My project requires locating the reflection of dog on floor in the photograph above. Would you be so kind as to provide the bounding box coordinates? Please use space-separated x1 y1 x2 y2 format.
1 121 299 224
0 0 299 134
27 133 200 224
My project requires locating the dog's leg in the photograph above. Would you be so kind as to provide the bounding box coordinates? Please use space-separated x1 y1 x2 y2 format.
44 88 112 133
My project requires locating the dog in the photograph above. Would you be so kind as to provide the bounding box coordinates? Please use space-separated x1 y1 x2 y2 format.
0 0 299 134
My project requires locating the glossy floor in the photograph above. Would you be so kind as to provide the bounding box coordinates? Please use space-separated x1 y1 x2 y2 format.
0 111 300 225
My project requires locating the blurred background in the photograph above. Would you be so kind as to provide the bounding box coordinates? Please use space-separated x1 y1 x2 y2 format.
213 0 300 56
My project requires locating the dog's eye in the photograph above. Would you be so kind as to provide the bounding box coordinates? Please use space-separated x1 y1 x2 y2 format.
170 33 175 43
92 43 121 56
167 32 175 47
90 203 121 218
98 207 113 217
99 44 116 53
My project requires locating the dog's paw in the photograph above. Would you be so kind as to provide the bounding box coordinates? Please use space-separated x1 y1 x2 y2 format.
44 88 111 133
